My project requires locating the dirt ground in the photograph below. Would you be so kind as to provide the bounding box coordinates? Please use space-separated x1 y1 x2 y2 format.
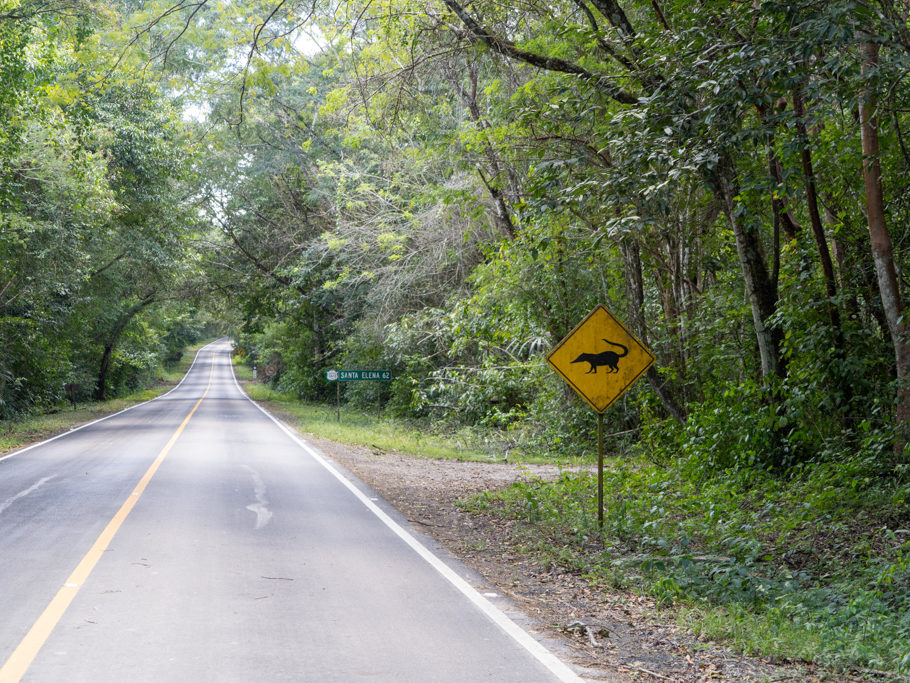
303 434 863 683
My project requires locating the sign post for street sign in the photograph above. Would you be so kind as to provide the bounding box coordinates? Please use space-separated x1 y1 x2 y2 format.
326 369 392 422
546 305 655 528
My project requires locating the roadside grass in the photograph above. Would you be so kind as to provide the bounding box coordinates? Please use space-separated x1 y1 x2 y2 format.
458 457 910 678
0 340 216 455
234 367 511 462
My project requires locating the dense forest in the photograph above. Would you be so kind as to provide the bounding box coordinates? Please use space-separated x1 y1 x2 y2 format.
3 0 910 673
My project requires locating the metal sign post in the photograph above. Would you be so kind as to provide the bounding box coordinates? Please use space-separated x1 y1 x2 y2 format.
547 304 654 528
597 412 604 529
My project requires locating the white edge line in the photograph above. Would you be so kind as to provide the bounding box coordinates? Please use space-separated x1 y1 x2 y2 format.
0 340 221 464
228 354 584 683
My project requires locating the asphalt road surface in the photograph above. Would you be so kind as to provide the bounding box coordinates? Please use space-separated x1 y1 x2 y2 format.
0 340 583 682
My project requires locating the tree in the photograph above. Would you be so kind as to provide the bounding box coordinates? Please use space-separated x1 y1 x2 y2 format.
859 39 910 441
0 3 203 413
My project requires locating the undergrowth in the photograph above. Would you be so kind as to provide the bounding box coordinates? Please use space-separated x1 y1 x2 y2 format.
238 374 502 462
460 455 910 677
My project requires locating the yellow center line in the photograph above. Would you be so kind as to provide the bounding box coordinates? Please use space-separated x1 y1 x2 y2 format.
0 353 217 683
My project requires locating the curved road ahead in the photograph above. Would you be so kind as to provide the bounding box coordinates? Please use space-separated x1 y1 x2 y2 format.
0 341 583 682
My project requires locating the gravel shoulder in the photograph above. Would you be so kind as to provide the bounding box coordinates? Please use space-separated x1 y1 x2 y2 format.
303 432 845 683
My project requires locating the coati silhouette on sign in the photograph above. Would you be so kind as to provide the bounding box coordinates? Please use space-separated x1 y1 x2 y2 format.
571 339 629 374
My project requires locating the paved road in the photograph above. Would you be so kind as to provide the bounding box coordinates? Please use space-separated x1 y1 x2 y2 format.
0 341 582 682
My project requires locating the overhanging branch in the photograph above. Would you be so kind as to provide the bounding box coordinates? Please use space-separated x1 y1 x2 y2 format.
442 0 639 105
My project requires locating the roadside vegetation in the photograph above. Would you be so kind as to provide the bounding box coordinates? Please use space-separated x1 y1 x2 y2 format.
234 361 513 463
461 453 910 677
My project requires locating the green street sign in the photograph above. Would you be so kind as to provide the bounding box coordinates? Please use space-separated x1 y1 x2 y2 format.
326 369 392 423
326 369 391 381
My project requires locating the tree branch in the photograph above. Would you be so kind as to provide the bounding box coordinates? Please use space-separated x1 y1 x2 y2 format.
88 251 128 278
651 0 671 31
217 215 292 287
570 0 636 71
442 0 639 105
588 0 638 38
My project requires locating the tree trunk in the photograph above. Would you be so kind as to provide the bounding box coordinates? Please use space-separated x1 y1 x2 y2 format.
451 64 518 240
792 88 843 337
825 206 862 323
620 240 687 424
95 298 156 401
96 342 115 401
759 113 796 299
762 123 801 243
714 152 786 381
822 193 892 341
859 40 910 440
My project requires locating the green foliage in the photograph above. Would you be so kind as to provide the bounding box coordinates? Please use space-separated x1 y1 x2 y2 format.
205 0 910 480
243 315 335 401
467 448 910 674
0 2 205 416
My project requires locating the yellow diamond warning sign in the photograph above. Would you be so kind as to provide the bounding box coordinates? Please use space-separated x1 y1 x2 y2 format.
547 304 655 414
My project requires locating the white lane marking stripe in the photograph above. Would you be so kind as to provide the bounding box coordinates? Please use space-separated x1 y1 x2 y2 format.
0 476 56 516
228 359 584 683
0 340 222 464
